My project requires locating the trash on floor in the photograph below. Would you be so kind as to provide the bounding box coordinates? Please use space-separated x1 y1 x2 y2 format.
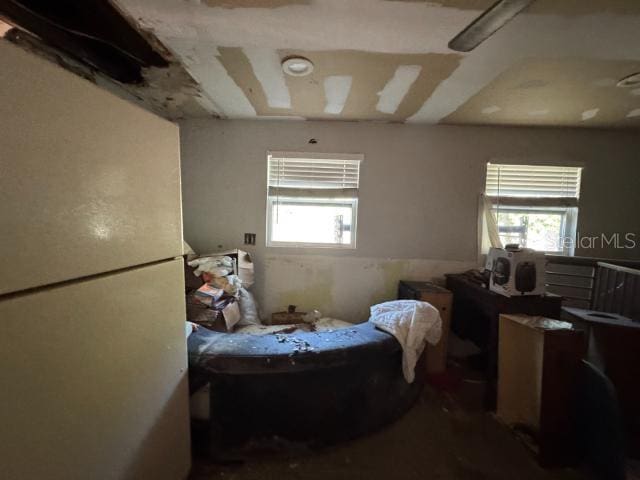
185 249 256 332
184 248 352 334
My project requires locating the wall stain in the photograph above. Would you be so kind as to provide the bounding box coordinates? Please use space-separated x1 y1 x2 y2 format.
276 263 334 314
368 260 410 307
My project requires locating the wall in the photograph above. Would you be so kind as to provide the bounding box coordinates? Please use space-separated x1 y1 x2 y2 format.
180 118 640 322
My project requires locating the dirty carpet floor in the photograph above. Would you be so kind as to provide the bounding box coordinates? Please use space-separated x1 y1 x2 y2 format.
189 388 587 480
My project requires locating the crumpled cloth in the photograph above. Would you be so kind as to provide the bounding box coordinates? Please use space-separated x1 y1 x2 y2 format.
188 256 234 277
369 300 442 383
188 256 242 295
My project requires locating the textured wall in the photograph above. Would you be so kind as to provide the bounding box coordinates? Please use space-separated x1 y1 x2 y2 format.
180 118 640 321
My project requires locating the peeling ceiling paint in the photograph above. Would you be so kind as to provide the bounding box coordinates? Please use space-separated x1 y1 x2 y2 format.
110 0 640 128
1 30 212 121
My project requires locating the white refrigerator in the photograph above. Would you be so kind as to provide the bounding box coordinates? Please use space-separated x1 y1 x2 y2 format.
0 41 191 479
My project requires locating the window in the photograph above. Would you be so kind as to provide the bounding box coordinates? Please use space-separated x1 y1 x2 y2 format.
485 163 582 254
266 152 362 248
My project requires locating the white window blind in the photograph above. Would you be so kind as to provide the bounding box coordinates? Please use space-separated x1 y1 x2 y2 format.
486 163 582 207
268 153 361 199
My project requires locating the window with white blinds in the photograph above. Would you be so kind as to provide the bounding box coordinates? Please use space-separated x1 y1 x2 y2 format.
486 163 582 206
268 153 361 199
484 162 583 254
266 152 362 248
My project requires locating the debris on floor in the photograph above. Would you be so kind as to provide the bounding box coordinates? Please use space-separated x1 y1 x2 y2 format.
189 386 588 480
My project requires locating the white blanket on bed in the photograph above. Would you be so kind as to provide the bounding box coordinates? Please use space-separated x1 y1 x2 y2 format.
369 300 442 383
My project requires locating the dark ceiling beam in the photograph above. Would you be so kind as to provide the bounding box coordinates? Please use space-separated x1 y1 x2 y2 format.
0 0 168 84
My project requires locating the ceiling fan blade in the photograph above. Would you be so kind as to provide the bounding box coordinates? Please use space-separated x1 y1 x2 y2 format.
448 0 536 52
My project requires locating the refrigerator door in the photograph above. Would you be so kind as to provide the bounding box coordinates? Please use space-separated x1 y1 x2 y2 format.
0 259 190 480
0 42 182 295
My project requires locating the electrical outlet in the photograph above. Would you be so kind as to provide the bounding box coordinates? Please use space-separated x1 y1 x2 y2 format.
244 233 256 245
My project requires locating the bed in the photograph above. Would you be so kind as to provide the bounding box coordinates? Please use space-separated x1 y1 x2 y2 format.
187 321 424 455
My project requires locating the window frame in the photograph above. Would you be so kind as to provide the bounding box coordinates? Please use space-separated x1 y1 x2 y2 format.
492 204 578 255
484 162 583 256
265 151 362 249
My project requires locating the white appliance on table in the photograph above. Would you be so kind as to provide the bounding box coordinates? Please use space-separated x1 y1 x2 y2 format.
485 246 546 297
0 42 190 480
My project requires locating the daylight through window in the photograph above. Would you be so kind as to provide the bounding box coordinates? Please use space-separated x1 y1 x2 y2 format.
485 163 582 254
267 152 362 248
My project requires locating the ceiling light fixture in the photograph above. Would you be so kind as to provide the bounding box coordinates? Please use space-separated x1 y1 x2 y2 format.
617 72 640 88
282 56 314 77
448 0 536 52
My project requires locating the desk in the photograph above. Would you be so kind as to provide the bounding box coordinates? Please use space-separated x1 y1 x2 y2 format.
445 273 562 408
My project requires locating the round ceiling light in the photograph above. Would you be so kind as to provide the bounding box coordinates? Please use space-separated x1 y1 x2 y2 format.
282 57 314 77
617 72 640 88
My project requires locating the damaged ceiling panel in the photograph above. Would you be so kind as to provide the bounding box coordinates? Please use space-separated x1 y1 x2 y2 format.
0 0 218 119
5 0 640 128
110 0 640 128
0 0 168 83
112 0 488 122
216 48 461 121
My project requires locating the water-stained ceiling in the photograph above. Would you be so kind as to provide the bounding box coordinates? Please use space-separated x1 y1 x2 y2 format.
9 0 640 128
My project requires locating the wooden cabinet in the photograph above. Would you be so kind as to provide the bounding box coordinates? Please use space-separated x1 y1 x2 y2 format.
497 314 585 466
398 281 452 374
